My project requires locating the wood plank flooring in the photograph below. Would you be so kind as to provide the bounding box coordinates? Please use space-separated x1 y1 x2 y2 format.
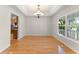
1 36 76 54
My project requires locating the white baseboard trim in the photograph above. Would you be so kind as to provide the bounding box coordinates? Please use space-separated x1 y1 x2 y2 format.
53 35 79 54
26 34 52 36
0 45 10 53
58 39 79 54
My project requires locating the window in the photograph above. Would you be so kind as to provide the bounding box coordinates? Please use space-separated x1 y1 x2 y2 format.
58 16 65 35
58 11 79 41
67 11 79 40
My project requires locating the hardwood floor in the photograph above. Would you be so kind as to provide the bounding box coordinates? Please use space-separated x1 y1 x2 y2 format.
1 36 76 54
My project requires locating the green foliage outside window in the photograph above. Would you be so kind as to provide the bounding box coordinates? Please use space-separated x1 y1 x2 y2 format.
58 16 65 35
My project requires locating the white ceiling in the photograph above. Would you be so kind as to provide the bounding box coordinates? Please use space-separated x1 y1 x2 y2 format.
16 5 63 16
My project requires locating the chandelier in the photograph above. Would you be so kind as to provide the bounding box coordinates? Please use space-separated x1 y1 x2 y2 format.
33 5 44 18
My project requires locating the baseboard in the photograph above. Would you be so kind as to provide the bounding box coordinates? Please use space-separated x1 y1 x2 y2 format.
58 39 79 54
52 35 79 54
0 44 10 53
26 34 52 37
18 35 26 40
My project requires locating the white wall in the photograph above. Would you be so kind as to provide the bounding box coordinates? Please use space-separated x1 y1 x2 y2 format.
9 6 27 39
25 16 52 36
0 6 26 52
0 6 10 52
51 5 79 53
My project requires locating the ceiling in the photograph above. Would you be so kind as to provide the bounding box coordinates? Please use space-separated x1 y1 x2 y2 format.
16 5 63 16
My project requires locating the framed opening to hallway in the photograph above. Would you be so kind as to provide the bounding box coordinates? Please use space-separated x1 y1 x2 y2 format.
11 13 19 40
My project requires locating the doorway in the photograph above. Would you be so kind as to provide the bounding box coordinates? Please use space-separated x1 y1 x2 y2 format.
11 14 18 41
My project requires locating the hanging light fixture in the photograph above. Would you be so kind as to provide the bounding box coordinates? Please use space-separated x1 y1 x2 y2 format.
33 5 44 18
